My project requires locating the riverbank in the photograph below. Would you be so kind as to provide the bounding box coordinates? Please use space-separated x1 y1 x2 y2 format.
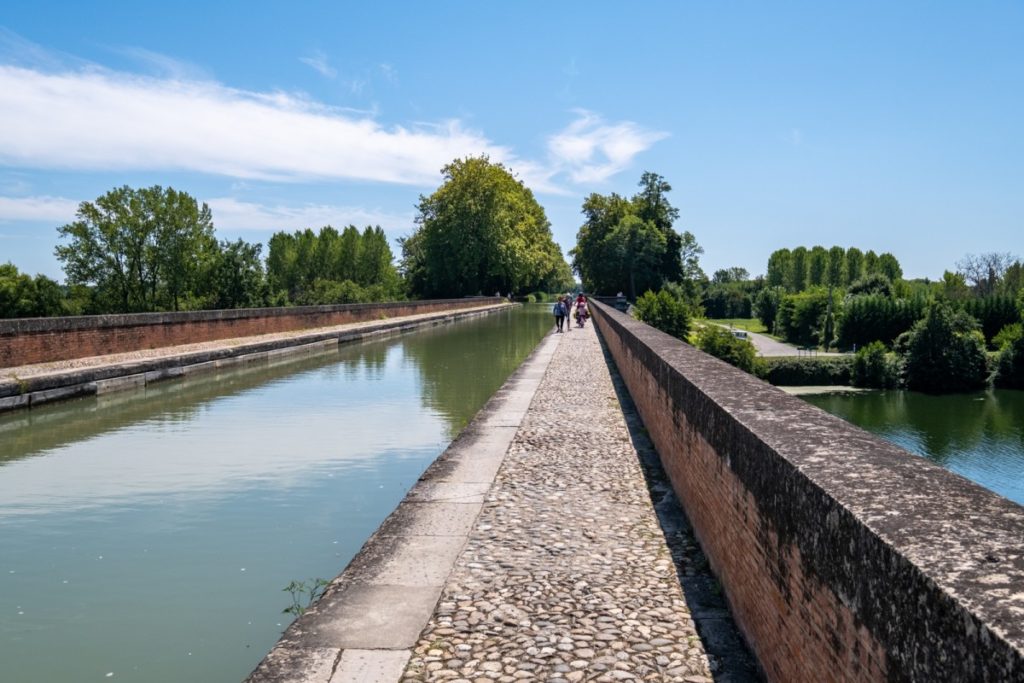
0 302 511 412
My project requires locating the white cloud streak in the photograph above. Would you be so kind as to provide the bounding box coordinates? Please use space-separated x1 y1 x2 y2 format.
0 60 665 194
0 64 514 186
299 50 337 78
546 110 668 184
0 194 413 239
0 195 79 222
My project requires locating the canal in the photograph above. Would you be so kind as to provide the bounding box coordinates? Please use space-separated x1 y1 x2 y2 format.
0 305 553 683
802 389 1024 506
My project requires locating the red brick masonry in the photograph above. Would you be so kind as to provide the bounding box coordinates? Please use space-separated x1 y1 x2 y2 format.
590 300 1024 683
0 298 502 368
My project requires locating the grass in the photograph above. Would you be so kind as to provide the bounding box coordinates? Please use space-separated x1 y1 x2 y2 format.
705 318 769 334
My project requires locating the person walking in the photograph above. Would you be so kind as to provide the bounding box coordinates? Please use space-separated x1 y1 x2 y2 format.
552 297 566 333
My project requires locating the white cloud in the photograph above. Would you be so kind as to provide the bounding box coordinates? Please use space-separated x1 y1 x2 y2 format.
206 197 413 234
0 193 415 241
0 58 666 195
299 50 337 78
0 64 514 186
0 195 78 222
546 110 668 184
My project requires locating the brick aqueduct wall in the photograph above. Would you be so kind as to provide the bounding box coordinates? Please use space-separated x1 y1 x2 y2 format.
0 298 504 368
590 300 1024 683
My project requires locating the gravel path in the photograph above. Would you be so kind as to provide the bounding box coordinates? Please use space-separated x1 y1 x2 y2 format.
402 322 717 682
0 304 505 380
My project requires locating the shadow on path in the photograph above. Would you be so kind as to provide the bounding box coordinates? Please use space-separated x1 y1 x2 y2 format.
598 334 764 683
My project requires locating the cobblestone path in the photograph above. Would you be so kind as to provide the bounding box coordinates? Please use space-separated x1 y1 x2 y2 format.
403 322 715 682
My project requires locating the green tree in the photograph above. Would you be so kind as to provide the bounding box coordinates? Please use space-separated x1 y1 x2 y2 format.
0 263 65 318
863 250 879 275
827 246 846 287
695 325 757 373
994 325 1024 389
852 341 900 388
788 247 808 292
403 156 567 297
207 239 267 309
807 246 828 286
55 185 215 312
632 288 691 339
754 286 783 332
877 252 903 283
902 302 989 393
766 248 791 289
845 247 864 284
940 271 971 301
572 172 702 298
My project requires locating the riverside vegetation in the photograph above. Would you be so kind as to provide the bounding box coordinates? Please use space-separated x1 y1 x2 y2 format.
2 156 573 318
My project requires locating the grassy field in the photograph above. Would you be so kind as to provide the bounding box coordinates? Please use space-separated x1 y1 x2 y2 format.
705 318 769 334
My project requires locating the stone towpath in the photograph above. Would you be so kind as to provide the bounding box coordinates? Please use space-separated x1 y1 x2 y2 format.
400 320 716 682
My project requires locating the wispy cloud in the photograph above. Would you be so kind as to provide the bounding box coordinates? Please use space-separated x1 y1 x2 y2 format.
0 193 415 241
206 197 413 234
546 110 668 184
0 41 666 195
299 50 336 78
0 195 79 222
113 46 210 80
0 64 513 186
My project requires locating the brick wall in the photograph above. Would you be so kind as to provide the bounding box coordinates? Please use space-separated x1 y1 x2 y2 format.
590 300 1024 682
0 298 503 367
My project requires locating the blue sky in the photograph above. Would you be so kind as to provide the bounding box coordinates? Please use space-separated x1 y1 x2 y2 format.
0 1 1021 281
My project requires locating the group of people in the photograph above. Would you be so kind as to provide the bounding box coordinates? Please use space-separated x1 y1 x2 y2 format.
552 293 588 333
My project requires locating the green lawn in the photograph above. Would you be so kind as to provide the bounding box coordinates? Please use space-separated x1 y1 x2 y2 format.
705 318 769 334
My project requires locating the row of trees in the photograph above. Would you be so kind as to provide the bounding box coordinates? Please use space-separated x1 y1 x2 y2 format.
766 245 902 292
3 160 577 318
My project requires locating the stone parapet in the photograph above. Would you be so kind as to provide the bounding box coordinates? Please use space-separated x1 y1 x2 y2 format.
590 299 1024 682
0 298 503 367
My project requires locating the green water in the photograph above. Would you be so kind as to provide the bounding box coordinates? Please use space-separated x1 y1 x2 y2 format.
0 305 553 683
802 389 1024 506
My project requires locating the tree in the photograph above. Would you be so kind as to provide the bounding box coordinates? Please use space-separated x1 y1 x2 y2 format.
55 185 216 312
845 248 864 284
827 246 846 288
877 252 903 283
695 325 757 373
0 263 65 318
403 156 568 297
940 271 971 301
207 239 267 309
957 252 1018 297
766 249 791 288
788 247 808 292
863 250 879 275
572 172 702 298
902 302 989 393
632 288 691 339
807 246 828 287
712 267 750 284
754 286 783 332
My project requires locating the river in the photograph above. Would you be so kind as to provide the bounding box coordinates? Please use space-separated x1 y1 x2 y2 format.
801 389 1024 506
0 305 552 683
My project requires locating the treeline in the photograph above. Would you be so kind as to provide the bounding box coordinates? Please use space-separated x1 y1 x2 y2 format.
2 162 576 318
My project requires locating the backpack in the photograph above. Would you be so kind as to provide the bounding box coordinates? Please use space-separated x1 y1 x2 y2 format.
552 302 563 315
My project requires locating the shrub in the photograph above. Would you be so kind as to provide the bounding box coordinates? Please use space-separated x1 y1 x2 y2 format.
756 357 853 386
992 322 1023 351
633 289 691 340
901 302 989 393
961 295 1021 348
994 332 1024 389
852 341 900 388
695 326 757 373
776 287 836 347
525 294 537 303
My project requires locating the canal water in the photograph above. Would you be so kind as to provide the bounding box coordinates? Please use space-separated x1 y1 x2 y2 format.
802 389 1024 506
0 305 553 683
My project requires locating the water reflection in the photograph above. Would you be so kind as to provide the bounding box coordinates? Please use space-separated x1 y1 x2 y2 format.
802 389 1024 505
0 305 552 683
